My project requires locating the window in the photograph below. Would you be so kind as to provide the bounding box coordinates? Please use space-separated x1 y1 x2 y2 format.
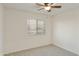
27 19 45 35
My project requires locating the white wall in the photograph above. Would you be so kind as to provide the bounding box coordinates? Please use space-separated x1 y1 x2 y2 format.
52 8 79 55
0 4 4 56
4 7 52 54
4 5 79 55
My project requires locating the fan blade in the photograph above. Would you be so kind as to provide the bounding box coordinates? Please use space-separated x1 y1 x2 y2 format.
50 3 54 5
51 3 56 6
36 3 44 6
51 6 61 8
44 3 49 6
38 8 44 10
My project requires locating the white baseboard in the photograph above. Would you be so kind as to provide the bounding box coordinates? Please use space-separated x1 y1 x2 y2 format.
52 43 79 56
4 43 51 55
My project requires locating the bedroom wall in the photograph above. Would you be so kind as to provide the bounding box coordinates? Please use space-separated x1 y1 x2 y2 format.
0 4 4 56
3 7 52 54
52 8 79 55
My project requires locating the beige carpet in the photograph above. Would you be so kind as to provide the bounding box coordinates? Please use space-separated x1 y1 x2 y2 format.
5 44 78 56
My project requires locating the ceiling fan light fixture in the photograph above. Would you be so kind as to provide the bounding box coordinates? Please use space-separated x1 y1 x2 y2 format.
44 6 51 11
36 3 62 12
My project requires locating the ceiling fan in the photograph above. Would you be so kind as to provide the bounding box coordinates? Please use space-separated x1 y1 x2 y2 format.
36 3 62 12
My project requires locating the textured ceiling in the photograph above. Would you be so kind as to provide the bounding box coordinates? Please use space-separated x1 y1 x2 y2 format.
3 3 79 16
